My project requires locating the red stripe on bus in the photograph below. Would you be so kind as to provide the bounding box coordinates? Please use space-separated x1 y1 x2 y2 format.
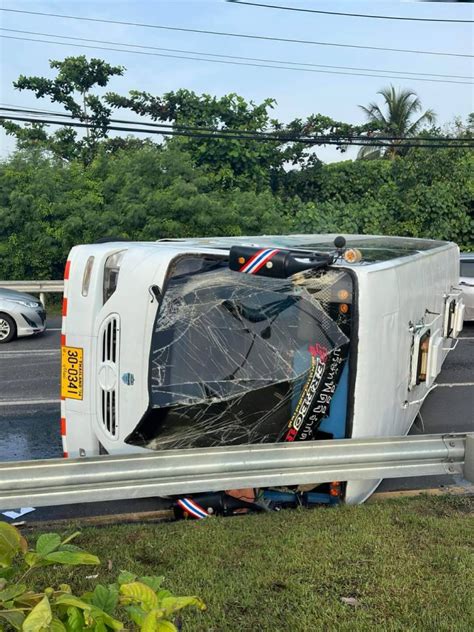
64 260 71 280
62 297 68 316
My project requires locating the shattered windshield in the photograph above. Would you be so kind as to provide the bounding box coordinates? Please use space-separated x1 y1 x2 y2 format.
126 256 352 450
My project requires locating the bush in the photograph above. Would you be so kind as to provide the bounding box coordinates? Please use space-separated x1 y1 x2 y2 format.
0 522 205 631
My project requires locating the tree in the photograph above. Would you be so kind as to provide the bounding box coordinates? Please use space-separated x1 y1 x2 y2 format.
357 85 436 160
105 89 375 189
293 146 473 247
0 144 293 279
105 89 286 190
1 56 124 163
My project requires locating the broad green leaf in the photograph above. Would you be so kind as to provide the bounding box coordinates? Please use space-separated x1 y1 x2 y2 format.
140 610 163 632
120 582 158 612
0 523 23 568
36 533 61 556
90 584 119 615
15 591 45 606
54 595 92 611
140 610 155 632
0 583 27 602
117 571 136 585
50 617 67 632
23 595 52 632
59 544 82 552
155 590 172 603
0 609 25 630
161 596 206 616
66 606 84 632
140 577 164 592
24 552 42 568
89 607 123 631
125 605 146 627
156 622 177 632
44 551 100 566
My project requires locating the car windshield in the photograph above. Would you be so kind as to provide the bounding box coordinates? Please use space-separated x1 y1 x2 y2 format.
126 256 353 450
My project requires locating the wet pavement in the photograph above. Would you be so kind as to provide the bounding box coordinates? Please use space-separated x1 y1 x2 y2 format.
0 315 62 461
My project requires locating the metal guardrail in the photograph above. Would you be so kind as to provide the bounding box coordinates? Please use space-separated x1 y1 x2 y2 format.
0 433 472 510
0 280 64 306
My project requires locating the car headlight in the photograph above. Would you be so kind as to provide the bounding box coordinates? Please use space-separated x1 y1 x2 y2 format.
5 298 41 309
103 250 126 304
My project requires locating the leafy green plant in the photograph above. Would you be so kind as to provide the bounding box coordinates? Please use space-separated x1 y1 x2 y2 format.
0 523 205 631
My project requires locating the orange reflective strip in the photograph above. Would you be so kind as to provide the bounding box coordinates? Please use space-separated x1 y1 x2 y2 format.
64 260 71 280
61 334 66 347
60 418 66 436
63 451 69 458
62 297 68 316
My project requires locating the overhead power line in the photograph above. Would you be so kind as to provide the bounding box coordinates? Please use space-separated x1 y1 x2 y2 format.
0 8 470 58
1 106 472 144
228 1 474 23
2 113 473 149
1 28 471 82
1 35 472 86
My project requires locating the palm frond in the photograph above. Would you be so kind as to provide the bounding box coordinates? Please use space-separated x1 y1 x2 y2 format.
406 109 437 135
359 85 434 153
357 143 384 160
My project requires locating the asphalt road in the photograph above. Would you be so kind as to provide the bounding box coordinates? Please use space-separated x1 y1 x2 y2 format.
0 315 473 509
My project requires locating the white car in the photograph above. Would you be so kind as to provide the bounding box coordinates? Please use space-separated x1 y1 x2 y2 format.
460 253 474 322
0 288 46 343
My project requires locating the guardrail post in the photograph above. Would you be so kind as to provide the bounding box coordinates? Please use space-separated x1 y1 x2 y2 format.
463 435 474 483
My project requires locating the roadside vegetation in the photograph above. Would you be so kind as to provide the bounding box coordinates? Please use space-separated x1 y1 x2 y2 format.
1 56 473 280
5 495 473 631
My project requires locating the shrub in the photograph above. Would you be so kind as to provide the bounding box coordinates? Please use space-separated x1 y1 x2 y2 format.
0 523 205 631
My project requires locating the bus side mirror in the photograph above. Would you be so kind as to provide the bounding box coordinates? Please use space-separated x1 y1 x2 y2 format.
229 246 332 279
443 291 464 338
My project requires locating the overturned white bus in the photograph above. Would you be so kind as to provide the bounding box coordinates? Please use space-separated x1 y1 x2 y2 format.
60 234 464 510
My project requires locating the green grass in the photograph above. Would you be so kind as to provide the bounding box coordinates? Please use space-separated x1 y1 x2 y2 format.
28 495 473 631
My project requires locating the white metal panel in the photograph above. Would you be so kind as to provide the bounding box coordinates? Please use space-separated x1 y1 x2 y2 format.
346 242 459 503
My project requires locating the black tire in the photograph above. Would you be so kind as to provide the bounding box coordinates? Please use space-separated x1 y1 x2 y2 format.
0 313 17 344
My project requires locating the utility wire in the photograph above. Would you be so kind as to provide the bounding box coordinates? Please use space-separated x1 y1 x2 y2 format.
0 8 470 58
1 35 472 86
1 28 471 81
1 106 471 144
2 114 473 149
228 1 474 23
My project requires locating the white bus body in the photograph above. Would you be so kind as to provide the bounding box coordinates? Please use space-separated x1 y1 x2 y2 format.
61 235 463 505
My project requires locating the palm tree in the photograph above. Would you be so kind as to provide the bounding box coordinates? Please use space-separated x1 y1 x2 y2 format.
358 85 436 160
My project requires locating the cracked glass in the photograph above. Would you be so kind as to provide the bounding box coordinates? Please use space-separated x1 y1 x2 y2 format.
126 256 352 450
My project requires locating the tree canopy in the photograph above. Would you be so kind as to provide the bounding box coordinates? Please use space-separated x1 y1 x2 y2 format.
1 56 472 281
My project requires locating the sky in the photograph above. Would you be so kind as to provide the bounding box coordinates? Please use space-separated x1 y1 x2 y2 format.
0 0 473 162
